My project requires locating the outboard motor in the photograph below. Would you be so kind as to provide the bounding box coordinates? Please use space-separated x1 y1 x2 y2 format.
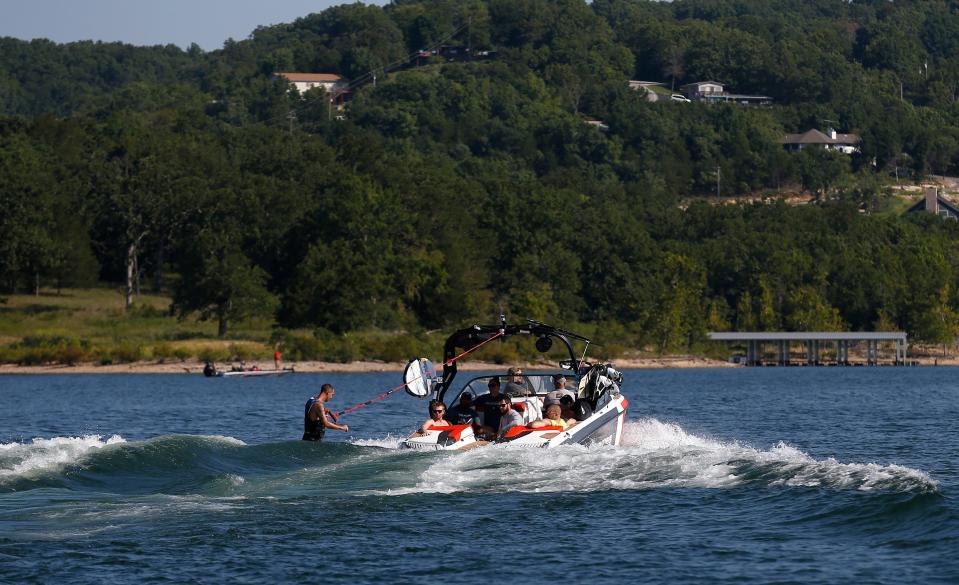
203 362 216 377
577 363 624 406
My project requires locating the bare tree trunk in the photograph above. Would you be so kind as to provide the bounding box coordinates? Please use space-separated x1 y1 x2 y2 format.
125 240 136 309
134 253 140 296
34 271 40 296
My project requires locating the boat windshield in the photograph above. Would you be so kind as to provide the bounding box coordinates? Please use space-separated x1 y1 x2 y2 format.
449 374 574 404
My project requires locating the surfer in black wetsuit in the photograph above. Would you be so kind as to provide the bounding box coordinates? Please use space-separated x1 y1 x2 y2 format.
302 384 349 441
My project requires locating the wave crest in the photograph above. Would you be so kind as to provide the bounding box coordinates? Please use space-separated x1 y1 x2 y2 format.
0 434 126 479
380 418 937 496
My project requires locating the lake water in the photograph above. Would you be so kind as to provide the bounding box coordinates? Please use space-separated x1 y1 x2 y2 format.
1 367 957 583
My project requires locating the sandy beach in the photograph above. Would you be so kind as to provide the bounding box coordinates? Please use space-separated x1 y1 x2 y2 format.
1 353 955 375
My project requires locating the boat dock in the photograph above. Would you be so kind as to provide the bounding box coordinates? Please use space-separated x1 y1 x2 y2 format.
708 331 910 366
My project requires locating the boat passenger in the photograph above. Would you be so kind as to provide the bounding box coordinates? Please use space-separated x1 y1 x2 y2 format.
503 366 530 397
419 400 452 434
446 392 478 425
544 375 576 405
474 377 504 431
496 395 524 437
529 403 570 430
302 383 350 441
559 394 577 422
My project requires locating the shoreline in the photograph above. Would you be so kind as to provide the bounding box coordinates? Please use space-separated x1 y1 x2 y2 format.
2 354 955 374
0 356 959 376
0 356 738 375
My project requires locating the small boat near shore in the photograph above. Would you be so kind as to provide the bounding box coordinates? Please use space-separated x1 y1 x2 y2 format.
400 320 628 451
203 363 295 378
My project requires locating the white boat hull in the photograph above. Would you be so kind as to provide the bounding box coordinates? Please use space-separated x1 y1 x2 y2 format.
401 395 628 451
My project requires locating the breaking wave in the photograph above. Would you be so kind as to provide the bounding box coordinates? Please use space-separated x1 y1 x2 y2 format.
0 420 936 498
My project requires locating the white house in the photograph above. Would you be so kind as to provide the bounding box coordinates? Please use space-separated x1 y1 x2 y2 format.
782 128 861 154
680 81 725 100
274 72 350 97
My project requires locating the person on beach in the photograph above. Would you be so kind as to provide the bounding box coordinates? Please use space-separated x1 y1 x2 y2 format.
418 400 452 434
302 383 349 441
274 350 282 370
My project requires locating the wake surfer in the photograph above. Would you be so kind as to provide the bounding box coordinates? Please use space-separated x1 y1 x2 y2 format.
302 383 349 441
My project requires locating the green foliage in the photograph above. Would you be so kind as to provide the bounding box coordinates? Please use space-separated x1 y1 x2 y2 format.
0 0 958 360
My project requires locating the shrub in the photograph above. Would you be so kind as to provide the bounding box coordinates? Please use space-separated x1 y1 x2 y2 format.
53 345 88 365
129 303 168 318
18 347 55 365
278 334 323 361
12 336 90 365
0 347 20 364
229 343 256 362
173 347 192 362
361 334 428 363
197 347 230 363
152 343 175 363
593 343 628 361
473 341 520 365
110 344 143 363
325 337 360 363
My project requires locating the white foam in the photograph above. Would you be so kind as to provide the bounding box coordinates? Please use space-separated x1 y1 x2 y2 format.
350 435 404 449
0 435 126 479
371 418 937 495
194 435 246 446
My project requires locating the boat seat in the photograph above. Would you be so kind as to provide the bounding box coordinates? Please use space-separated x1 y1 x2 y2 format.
499 400 541 424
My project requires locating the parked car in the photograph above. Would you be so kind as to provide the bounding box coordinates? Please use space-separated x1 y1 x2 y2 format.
671 94 692 103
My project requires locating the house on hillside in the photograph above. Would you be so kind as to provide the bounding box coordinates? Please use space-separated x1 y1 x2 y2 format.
782 128 861 154
680 81 772 105
274 72 350 103
904 186 959 220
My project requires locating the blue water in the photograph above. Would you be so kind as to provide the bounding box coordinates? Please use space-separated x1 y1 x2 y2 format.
1 368 957 583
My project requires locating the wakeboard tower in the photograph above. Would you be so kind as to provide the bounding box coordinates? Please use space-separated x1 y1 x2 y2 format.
400 319 629 450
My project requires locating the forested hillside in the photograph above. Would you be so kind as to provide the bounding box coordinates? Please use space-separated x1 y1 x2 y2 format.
1 0 958 354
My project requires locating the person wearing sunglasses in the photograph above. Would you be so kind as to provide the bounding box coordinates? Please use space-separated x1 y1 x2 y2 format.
496 395 524 437
503 366 531 397
418 399 452 434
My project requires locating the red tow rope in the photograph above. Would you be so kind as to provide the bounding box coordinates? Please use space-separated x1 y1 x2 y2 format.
333 331 505 417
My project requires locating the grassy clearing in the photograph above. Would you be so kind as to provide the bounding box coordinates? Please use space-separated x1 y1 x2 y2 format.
0 287 278 365
0 287 651 367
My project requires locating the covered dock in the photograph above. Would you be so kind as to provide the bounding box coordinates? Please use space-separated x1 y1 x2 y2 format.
708 332 909 366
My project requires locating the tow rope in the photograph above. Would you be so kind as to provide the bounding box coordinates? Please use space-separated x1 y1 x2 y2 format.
334 330 505 417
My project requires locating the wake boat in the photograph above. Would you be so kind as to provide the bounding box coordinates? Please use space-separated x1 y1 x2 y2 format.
400 320 628 450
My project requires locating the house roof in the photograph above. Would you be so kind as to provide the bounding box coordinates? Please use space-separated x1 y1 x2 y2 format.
681 80 724 88
905 193 959 216
275 72 345 83
782 129 860 145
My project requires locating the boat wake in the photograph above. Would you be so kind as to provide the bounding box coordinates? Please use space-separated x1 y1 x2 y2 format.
373 418 938 496
0 420 936 498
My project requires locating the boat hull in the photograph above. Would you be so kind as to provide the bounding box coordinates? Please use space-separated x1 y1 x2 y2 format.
215 368 295 377
400 395 628 451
